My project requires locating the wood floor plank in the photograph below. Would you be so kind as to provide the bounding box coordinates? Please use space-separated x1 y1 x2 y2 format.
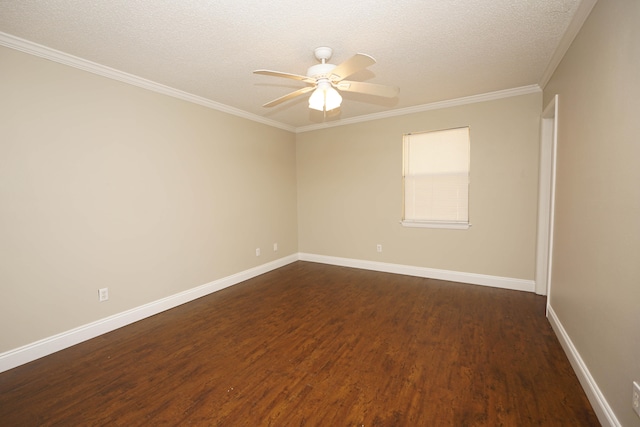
0 261 599 426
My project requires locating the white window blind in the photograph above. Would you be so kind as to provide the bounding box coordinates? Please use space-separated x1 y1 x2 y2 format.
402 127 470 228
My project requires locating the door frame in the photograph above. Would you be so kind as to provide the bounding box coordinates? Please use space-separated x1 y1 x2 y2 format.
535 94 559 306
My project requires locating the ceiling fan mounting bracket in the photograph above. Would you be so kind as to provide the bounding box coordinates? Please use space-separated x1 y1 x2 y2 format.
314 46 333 63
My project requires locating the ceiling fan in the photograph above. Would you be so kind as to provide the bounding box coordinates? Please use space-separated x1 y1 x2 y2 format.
254 47 399 112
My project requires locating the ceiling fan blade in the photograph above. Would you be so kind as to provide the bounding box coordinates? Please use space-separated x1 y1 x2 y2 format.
254 69 316 84
262 86 316 108
335 80 399 98
329 53 376 82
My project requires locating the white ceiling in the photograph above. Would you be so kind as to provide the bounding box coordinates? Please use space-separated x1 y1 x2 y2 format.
0 1 594 131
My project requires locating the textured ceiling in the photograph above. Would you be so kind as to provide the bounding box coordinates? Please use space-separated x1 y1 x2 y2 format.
0 0 591 130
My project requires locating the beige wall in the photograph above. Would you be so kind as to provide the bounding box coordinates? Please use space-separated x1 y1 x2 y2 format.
0 46 298 352
0 43 543 357
6 9 633 422
543 0 640 425
296 93 541 280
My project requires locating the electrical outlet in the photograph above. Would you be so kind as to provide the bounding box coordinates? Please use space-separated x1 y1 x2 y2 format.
376 244 382 253
633 381 640 418
273 243 278 251
98 288 109 302
255 248 261 256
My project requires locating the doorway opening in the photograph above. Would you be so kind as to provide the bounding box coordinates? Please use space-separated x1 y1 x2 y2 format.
535 95 558 312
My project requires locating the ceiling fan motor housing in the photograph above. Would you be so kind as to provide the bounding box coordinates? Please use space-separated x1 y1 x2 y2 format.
307 63 337 79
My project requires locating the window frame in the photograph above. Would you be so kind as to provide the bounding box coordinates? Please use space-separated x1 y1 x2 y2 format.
401 127 471 230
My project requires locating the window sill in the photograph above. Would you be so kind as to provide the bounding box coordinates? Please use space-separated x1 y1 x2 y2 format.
400 220 471 230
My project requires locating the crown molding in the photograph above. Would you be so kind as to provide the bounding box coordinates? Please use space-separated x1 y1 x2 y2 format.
0 32 296 133
1 31 543 135
295 84 542 133
538 0 598 88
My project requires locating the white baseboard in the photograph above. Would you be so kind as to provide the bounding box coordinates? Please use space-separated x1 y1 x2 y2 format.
0 253 534 373
299 253 535 292
2 253 616 425
0 254 298 374
547 305 620 427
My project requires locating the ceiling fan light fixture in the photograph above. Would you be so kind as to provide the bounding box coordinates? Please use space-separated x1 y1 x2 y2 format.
308 88 325 111
324 86 342 111
308 81 342 111
255 46 397 111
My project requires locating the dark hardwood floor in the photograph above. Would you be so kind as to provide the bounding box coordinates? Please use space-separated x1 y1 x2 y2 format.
0 261 599 426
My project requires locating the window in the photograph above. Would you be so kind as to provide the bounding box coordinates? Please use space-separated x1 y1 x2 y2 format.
402 127 470 229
